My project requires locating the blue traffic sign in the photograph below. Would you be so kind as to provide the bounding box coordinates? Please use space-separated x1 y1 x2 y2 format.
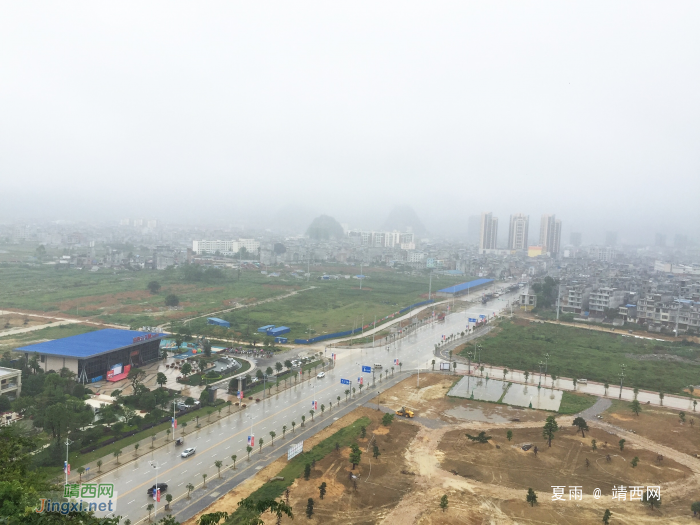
361 365 371 373
340 378 350 385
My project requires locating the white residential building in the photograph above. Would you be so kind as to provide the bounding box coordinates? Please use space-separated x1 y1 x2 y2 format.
539 214 562 257
589 245 616 262
507 213 529 251
479 212 498 252
192 239 260 255
588 287 626 314
347 230 415 249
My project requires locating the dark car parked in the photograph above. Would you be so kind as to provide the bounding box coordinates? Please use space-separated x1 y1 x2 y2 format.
147 483 168 496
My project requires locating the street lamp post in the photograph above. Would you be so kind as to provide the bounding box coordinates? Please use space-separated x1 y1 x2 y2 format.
467 350 474 375
538 361 544 387
64 437 73 485
543 353 550 380
149 461 160 519
618 364 626 399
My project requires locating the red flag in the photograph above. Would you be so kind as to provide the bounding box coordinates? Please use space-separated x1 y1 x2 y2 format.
156 489 161 502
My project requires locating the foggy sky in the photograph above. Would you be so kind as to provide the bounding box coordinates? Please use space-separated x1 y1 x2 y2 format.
1 2 699 243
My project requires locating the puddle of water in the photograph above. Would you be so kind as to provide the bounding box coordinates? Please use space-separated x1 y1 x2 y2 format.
444 406 510 423
502 383 562 411
448 376 508 402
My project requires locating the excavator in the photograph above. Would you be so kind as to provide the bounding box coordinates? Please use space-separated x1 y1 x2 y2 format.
396 406 414 418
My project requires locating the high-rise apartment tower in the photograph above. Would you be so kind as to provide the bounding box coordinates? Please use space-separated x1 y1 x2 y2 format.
507 214 529 251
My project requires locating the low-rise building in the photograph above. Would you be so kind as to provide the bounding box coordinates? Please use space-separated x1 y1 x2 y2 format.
519 292 537 311
588 287 626 314
0 367 21 400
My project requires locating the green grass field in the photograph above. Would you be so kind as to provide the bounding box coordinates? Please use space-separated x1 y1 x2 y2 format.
0 264 466 342
462 320 700 395
0 323 98 352
558 391 598 414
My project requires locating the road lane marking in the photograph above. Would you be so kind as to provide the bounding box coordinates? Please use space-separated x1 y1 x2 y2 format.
117 376 377 499
128 500 135 504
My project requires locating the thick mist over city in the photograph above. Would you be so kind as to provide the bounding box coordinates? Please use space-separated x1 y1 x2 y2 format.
3 4 700 525
2 2 699 244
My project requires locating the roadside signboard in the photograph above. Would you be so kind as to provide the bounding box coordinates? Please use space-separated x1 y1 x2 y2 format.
361 365 371 373
340 379 350 385
439 362 451 371
288 441 304 460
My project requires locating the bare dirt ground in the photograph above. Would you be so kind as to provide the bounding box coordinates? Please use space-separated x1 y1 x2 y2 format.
0 312 57 332
186 374 700 524
603 400 700 457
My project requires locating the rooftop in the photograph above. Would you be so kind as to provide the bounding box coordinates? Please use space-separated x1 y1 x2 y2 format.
17 329 165 359
437 278 493 295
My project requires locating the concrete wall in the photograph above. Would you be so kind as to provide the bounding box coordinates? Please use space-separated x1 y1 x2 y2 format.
43 355 79 375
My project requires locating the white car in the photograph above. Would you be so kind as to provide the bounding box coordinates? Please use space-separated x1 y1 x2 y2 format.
181 447 196 458
317 372 325 379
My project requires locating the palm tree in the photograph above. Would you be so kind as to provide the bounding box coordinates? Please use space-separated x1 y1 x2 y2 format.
480 365 484 377
134 443 140 457
186 483 194 499
572 378 577 390
146 503 154 522
359 384 363 394
309 410 315 421
246 445 253 459
320 404 325 416
96 460 102 472
282 425 287 438
634 387 640 399
259 438 264 453
345 389 350 401
337 395 341 405
431 359 435 371
165 493 172 511
659 391 664 406
352 387 356 397
270 431 276 445
151 434 157 449
301 415 306 427
291 421 296 433
77 466 85 482
113 449 122 464
398 361 403 373
215 460 223 478
503 368 508 380
604 382 609 396
202 473 207 488
524 371 529 383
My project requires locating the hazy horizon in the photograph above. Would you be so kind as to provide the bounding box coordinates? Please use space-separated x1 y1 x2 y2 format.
2 2 699 244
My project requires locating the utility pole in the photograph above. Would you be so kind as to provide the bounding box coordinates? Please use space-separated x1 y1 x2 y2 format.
428 271 432 300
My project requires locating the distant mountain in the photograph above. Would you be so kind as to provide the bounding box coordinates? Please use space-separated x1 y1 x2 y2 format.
382 206 427 236
306 215 345 240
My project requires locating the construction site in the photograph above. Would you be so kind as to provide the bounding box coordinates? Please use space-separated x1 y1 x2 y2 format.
185 372 700 524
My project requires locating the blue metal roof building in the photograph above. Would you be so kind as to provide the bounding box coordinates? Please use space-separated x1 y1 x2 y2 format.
268 326 290 336
18 329 165 384
258 325 275 333
436 278 494 297
207 317 230 328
